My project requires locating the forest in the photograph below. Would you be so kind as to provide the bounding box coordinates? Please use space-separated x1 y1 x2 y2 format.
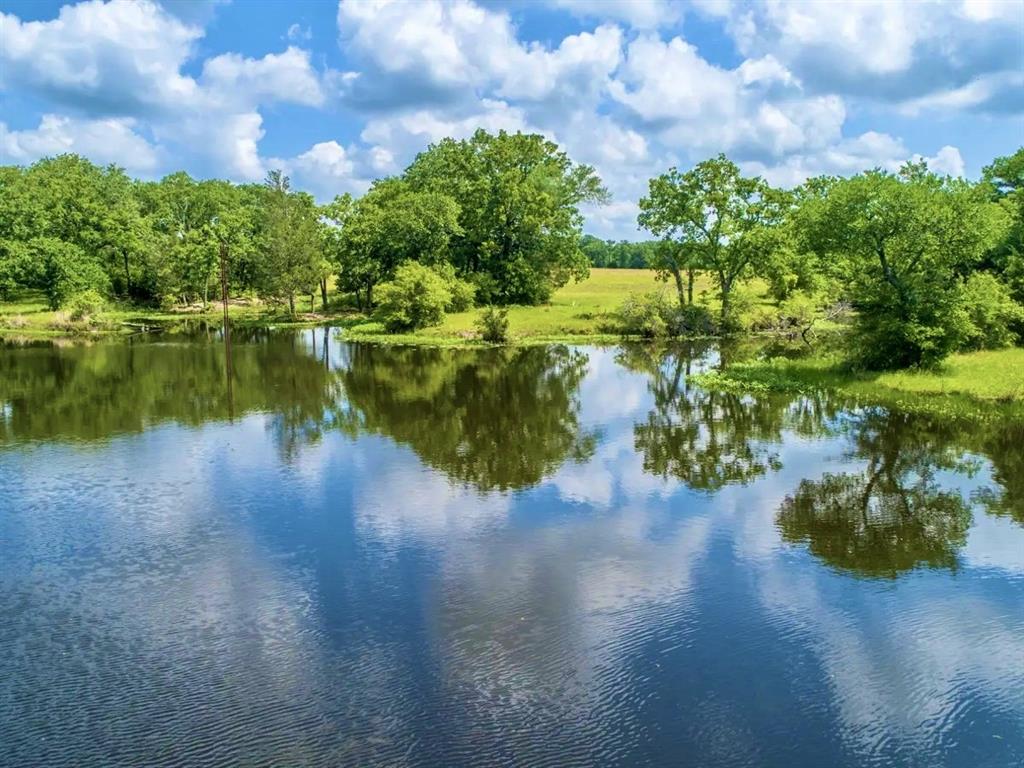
0 128 1022 371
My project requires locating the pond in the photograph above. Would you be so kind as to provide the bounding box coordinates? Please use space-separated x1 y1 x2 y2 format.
1 329 1022 767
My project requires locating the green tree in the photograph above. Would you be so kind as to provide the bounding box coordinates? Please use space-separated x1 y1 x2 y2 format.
795 165 1008 368
331 179 461 309
982 148 1024 307
257 170 323 314
405 129 608 304
638 155 787 325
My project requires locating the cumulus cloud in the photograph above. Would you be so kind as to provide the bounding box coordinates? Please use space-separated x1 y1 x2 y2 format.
702 0 1024 112
551 0 682 29
0 0 201 115
200 46 325 108
609 35 845 161
0 0 328 181
740 132 966 187
0 114 160 172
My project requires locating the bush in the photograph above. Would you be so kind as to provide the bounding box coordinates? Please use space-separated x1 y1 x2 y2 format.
65 289 106 321
476 306 510 343
616 290 672 338
853 304 971 370
961 272 1024 350
676 304 715 336
433 262 476 311
375 262 452 332
616 290 715 338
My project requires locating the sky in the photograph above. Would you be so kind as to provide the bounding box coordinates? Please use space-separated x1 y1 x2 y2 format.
1 0 1022 240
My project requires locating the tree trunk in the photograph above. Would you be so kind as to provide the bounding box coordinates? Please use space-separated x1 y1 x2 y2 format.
687 268 694 305
123 252 131 297
719 277 731 328
288 294 295 315
320 277 328 311
310 293 315 313
366 282 373 308
672 267 686 308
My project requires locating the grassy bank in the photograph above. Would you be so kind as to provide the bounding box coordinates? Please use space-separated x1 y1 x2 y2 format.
692 347 1024 415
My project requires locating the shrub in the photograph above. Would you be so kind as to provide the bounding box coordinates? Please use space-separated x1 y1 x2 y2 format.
433 262 476 311
960 272 1024 350
616 290 672 338
616 290 715 338
375 262 452 332
476 306 510 343
676 304 715 336
65 289 106 321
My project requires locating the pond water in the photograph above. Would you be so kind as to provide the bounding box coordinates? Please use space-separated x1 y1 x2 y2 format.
1 329 1022 767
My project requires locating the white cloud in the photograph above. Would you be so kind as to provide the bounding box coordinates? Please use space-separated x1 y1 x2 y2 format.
286 22 311 42
740 131 966 187
0 114 160 172
0 0 200 115
337 0 520 91
703 0 1024 111
200 46 325 108
609 35 845 160
550 0 682 29
916 145 966 178
0 0 329 181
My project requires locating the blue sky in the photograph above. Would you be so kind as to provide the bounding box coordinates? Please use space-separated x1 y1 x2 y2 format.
1 0 1022 239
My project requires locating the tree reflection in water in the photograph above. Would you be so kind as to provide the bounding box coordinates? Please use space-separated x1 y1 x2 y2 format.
618 343 834 492
777 407 1017 578
337 343 597 492
618 343 1023 578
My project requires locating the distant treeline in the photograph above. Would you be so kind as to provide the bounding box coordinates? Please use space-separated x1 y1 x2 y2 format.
579 236 657 269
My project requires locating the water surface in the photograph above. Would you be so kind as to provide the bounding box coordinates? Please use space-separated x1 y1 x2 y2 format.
1 330 1022 767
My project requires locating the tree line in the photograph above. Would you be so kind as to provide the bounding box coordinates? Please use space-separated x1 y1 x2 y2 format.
637 150 1024 368
0 129 606 316
0 128 1021 369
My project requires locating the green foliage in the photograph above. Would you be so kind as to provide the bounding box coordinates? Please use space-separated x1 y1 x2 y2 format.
795 165 1008 369
638 155 788 321
616 290 673 338
65 289 106 321
375 262 452 332
475 306 510 343
26 237 108 309
579 235 657 268
329 178 461 309
433 261 476 311
257 171 323 313
961 272 1024 350
615 289 715 338
405 129 608 305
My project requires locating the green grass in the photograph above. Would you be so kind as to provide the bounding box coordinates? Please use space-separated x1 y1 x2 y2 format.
692 347 1024 413
344 268 734 342
0 269 771 342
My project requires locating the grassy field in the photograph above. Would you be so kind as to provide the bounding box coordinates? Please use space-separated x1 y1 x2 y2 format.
341 268 722 343
692 347 1024 414
0 269 716 341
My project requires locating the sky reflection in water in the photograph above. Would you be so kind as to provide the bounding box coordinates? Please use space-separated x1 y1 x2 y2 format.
1 330 1022 767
